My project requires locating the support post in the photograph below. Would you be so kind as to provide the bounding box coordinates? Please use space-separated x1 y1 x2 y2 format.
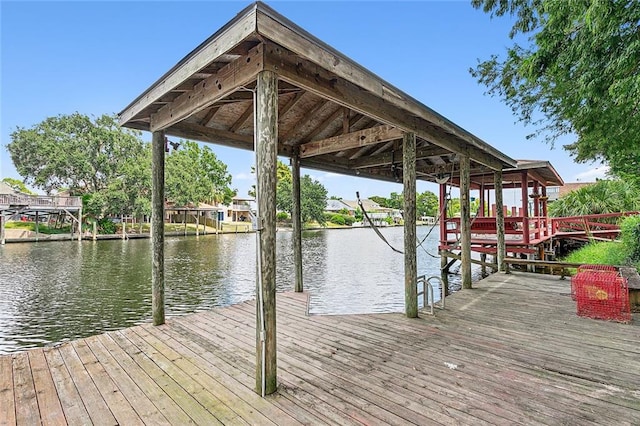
494 169 506 272
151 130 166 326
255 70 278 396
440 253 449 297
460 155 472 289
184 211 188 236
291 148 303 293
35 211 39 242
77 207 82 241
122 214 126 240
403 132 418 317
0 215 5 245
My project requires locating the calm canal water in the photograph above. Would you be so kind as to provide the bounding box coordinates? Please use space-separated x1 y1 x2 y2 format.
0 226 472 354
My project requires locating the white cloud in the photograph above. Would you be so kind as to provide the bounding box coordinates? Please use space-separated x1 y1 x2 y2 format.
233 172 255 181
308 172 341 182
573 165 610 182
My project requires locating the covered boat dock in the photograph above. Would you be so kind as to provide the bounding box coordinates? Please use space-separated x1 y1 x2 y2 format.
118 1 517 396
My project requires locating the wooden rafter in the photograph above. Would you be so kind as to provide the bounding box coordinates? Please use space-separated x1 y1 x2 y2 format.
301 106 343 143
281 98 329 144
263 41 505 170
150 44 265 131
299 125 402 158
229 104 253 132
120 9 257 125
278 91 305 122
200 106 221 127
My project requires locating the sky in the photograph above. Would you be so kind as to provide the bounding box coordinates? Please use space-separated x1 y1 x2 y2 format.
0 0 610 201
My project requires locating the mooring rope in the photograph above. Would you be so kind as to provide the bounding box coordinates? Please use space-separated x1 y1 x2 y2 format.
356 192 403 254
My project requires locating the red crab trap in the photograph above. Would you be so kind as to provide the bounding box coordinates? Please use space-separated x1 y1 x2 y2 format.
570 264 618 300
572 266 631 323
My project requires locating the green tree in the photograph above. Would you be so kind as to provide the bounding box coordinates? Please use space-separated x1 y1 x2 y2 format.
248 161 292 198
7 113 150 219
417 191 438 217
548 179 640 217
369 196 389 207
471 1 640 180
1 178 35 195
165 140 235 207
276 173 328 225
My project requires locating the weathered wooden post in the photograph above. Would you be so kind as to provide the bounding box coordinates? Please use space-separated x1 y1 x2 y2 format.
460 155 472 289
255 69 278 396
494 169 506 272
403 132 418 317
291 148 303 293
77 206 82 242
35 211 39 242
151 130 166 326
0 216 5 245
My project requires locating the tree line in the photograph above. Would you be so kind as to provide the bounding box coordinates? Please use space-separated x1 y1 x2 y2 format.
7 113 236 225
7 113 442 228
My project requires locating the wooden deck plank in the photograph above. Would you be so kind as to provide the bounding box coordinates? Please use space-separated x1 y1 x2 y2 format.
82 335 171 426
171 314 378 426
144 324 323 426
130 325 266 425
160 321 353 426
0 355 16 426
200 304 504 425
27 350 66 426
226 301 544 425
2 271 639 425
57 343 118 425
42 348 91 425
71 339 143 426
95 334 194 425
108 330 224 425
12 352 42 426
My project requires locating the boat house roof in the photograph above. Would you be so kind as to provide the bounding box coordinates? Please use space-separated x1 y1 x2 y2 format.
118 2 516 184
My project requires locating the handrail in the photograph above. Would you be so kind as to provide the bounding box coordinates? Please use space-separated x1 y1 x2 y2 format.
416 275 445 315
0 194 82 208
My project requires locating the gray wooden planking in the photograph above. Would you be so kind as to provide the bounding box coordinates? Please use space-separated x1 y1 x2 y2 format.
1 271 639 425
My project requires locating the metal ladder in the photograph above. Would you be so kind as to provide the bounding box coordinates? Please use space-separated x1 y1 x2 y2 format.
416 275 445 315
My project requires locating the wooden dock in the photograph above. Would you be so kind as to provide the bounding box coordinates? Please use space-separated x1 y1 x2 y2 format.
2 272 639 425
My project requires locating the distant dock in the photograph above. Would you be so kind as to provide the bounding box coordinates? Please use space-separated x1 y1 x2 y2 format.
2 272 638 425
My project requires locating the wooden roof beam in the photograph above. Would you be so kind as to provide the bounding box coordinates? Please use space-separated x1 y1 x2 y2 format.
165 121 293 157
263 41 510 170
150 43 265 131
120 7 257 125
353 145 452 169
299 125 402 158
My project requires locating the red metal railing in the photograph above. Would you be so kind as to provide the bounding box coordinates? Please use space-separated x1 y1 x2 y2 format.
551 212 639 239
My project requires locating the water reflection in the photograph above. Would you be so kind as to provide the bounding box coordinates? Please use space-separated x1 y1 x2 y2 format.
0 226 473 353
